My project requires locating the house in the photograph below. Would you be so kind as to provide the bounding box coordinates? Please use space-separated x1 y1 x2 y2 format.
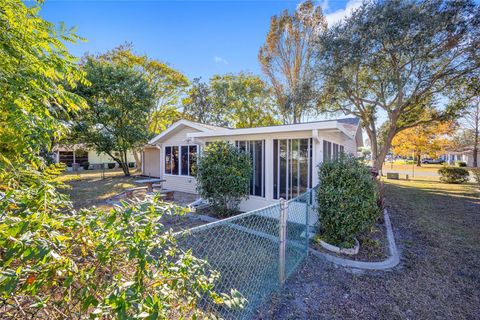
142 118 363 212
442 146 480 167
53 144 136 170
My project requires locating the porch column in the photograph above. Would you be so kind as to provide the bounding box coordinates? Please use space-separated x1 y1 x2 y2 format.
55 150 60 164
312 130 323 187
265 138 274 200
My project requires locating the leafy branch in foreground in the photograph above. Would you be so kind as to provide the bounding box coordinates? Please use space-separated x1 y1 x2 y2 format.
0 165 245 319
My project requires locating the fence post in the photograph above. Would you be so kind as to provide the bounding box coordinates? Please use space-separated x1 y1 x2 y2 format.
279 198 288 286
305 190 311 256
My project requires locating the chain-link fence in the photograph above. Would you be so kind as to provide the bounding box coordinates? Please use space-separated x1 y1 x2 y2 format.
176 186 318 319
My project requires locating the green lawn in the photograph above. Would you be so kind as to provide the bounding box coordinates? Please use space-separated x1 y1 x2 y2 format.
57 169 137 209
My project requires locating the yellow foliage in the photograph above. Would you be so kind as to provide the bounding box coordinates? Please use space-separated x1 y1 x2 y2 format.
392 121 453 158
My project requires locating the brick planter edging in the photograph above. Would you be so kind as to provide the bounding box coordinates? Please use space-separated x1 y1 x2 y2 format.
309 209 400 270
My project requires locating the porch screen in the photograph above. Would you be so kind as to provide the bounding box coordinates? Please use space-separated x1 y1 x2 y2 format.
273 138 312 200
235 140 265 197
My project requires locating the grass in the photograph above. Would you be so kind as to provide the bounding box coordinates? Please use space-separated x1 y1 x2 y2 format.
57 169 137 209
257 176 480 319
382 163 444 172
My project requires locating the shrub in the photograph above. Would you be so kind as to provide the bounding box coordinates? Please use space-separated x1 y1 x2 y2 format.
471 168 480 186
316 155 380 248
128 161 136 168
438 166 469 184
0 164 244 318
107 162 116 169
456 161 467 167
196 141 252 214
81 161 90 170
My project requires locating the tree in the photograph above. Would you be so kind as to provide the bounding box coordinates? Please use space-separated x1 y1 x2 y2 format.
196 141 252 214
96 44 189 167
452 75 480 167
182 78 221 125
209 73 280 128
391 121 453 166
100 44 189 134
259 0 327 124
73 57 156 176
316 0 480 170
183 74 280 128
0 0 87 166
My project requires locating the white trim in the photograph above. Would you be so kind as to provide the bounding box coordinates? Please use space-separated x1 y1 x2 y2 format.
187 121 347 139
148 120 223 145
164 144 198 177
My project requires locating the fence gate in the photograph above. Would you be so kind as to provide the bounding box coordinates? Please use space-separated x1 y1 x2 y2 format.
176 187 317 319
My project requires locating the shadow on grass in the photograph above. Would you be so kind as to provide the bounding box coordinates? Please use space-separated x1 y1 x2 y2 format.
384 179 480 251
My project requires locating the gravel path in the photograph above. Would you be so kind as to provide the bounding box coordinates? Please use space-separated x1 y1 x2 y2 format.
255 180 480 320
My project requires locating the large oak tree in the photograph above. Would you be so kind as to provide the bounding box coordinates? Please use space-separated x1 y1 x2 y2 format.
316 0 479 170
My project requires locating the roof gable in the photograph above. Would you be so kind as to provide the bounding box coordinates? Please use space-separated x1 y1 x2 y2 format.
148 120 225 145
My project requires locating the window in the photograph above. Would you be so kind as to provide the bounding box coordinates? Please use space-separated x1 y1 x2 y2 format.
235 140 265 197
165 145 197 176
273 138 312 200
165 146 172 174
323 140 344 162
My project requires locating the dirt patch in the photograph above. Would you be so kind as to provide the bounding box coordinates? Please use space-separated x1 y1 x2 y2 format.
196 206 243 219
160 214 207 232
311 221 389 262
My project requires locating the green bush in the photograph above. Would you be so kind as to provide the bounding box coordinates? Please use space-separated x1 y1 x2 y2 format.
196 141 252 214
471 168 480 186
456 161 467 167
316 155 380 248
0 164 244 318
438 166 469 184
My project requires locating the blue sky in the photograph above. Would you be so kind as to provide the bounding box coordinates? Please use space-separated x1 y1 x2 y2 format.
39 0 359 80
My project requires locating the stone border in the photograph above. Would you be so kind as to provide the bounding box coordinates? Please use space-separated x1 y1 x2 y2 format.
186 209 400 271
309 208 400 270
319 238 360 255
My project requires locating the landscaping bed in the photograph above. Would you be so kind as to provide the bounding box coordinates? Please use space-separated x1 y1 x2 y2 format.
311 220 389 262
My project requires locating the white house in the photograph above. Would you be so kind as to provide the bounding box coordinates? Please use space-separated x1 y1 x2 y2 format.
142 118 363 212
53 144 136 170
442 147 480 167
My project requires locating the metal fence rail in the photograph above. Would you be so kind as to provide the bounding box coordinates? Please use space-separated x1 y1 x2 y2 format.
176 186 318 319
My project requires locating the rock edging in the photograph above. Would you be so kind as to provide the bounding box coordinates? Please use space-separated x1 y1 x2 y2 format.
309 208 400 270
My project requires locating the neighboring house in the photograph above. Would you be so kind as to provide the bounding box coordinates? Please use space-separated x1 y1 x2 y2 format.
53 144 136 170
142 118 363 212
441 147 480 167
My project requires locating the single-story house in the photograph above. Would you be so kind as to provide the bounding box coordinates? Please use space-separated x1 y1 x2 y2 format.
142 118 363 212
441 147 480 167
53 144 136 170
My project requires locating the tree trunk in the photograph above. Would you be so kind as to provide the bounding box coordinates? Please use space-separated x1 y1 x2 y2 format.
375 125 398 172
133 150 142 170
416 153 422 167
473 101 479 167
121 151 130 176
365 127 378 168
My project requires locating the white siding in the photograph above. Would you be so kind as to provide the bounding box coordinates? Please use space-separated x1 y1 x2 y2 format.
159 127 204 194
88 150 135 164
151 123 361 210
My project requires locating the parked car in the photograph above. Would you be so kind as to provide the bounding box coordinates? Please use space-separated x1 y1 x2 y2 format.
421 158 445 164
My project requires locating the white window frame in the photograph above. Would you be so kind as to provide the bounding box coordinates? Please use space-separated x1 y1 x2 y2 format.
235 140 266 198
164 144 198 177
273 138 313 200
